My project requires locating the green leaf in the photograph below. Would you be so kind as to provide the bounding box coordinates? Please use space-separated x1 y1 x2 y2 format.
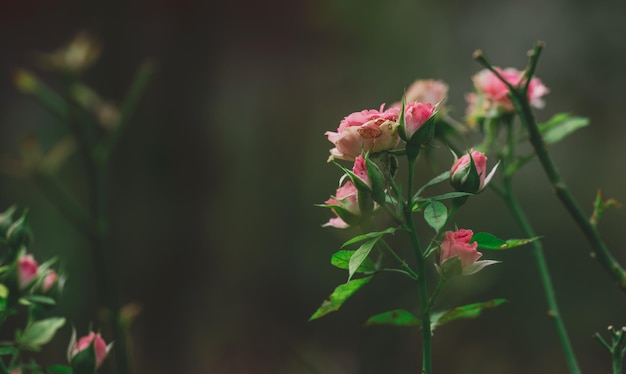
0 346 16 356
432 299 506 329
341 227 397 248
309 277 372 321
17 317 66 351
538 113 589 144
21 295 56 306
365 309 420 327
413 192 472 212
349 239 378 281
331 250 376 273
46 365 73 374
423 200 447 232
471 232 539 250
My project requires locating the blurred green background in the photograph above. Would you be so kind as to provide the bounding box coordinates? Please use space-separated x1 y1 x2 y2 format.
1 0 626 373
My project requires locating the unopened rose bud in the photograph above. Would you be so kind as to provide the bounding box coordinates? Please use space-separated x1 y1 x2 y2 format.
70 331 109 371
17 254 38 290
403 101 436 140
42 269 59 293
450 150 498 194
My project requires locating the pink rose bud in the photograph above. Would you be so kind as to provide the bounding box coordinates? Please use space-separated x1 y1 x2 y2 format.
17 254 38 290
71 332 108 369
352 156 370 188
324 181 361 229
440 229 482 271
403 101 436 140
42 269 59 293
325 105 400 161
450 150 497 193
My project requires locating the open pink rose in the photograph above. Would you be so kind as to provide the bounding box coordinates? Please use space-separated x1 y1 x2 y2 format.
326 105 400 161
404 101 436 139
17 254 38 290
467 67 548 121
71 331 109 369
440 229 482 270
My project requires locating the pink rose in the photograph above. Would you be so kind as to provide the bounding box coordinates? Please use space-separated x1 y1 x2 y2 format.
450 150 497 193
440 229 482 270
17 254 38 290
71 332 109 369
326 105 400 161
324 181 360 229
467 67 549 120
404 101 436 140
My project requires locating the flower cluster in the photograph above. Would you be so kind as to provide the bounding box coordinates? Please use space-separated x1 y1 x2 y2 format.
322 81 442 228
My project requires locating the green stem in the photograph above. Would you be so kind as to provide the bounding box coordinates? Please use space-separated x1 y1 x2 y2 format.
63 75 131 374
406 158 432 374
500 119 581 374
380 239 419 280
426 278 444 311
613 348 623 374
32 173 99 237
475 44 626 291
101 61 154 162
502 185 581 373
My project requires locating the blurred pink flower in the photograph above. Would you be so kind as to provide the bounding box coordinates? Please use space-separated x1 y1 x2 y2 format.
392 79 448 109
42 269 59 293
466 67 548 122
326 105 400 161
17 254 38 290
71 332 108 369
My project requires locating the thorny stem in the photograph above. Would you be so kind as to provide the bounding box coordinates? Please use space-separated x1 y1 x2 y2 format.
406 158 432 374
500 119 581 374
380 239 419 280
474 43 626 292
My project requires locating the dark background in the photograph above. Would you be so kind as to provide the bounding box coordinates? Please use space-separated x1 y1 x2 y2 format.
1 0 626 373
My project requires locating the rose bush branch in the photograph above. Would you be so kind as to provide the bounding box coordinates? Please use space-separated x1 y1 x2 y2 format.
0 206 111 373
313 85 525 374
453 58 583 372
474 43 626 292
8 33 154 374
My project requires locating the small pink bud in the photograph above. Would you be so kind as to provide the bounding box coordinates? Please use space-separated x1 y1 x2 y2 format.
440 229 482 270
42 270 59 293
404 101 436 140
352 156 370 188
450 150 498 193
72 332 108 369
17 254 38 290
